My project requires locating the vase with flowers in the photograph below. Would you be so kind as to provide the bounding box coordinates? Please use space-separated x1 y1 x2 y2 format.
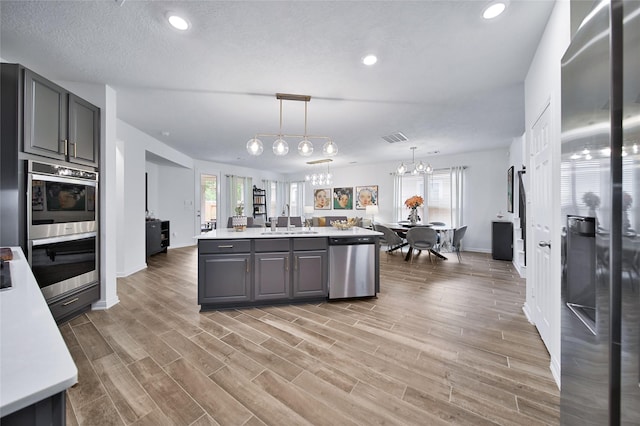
404 195 424 225
232 203 247 231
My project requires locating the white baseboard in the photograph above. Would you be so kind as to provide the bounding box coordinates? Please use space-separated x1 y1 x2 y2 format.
522 302 534 324
550 355 561 389
168 242 197 250
92 296 119 310
513 261 527 278
464 247 492 254
116 263 147 278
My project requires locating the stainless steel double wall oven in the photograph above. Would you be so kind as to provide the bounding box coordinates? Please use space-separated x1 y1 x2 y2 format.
27 160 99 301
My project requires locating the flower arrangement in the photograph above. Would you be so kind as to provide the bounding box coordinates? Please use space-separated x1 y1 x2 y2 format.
404 195 424 209
234 203 244 216
582 192 600 209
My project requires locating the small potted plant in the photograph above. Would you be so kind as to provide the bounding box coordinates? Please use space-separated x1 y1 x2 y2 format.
232 203 247 231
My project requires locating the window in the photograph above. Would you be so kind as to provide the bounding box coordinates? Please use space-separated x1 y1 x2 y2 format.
394 166 464 226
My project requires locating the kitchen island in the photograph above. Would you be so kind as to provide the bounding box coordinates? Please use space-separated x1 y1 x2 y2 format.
196 226 381 310
0 248 77 425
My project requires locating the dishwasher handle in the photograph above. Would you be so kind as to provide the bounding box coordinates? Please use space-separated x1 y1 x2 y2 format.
329 236 376 245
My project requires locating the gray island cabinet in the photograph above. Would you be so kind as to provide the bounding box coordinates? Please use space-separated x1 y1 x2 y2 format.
197 227 379 310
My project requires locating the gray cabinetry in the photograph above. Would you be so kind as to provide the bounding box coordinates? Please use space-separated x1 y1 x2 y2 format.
146 220 170 257
254 253 290 300
198 239 251 305
292 238 327 298
492 221 513 261
22 66 99 167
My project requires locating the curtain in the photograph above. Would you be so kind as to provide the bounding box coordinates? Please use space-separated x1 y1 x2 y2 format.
290 181 305 216
225 175 252 219
450 166 464 228
262 179 289 218
393 174 403 222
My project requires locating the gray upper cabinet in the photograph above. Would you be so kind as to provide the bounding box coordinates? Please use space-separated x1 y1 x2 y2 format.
23 67 99 167
68 94 99 167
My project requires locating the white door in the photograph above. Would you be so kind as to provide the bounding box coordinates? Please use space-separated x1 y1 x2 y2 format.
199 174 217 231
530 103 553 348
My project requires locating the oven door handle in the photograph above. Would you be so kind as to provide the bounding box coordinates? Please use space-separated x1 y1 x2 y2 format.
30 232 98 246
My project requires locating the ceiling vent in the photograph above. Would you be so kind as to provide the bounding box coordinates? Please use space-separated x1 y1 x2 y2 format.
382 132 408 144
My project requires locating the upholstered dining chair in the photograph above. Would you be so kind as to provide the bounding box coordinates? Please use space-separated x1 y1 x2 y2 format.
406 227 438 264
276 216 303 227
374 224 407 258
451 225 468 262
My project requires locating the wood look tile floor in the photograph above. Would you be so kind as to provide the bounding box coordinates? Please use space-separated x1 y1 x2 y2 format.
61 247 559 425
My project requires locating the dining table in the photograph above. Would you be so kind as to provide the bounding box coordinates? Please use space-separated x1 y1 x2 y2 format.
383 222 455 261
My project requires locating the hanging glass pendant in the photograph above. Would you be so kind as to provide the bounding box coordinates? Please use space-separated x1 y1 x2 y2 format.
272 138 289 156
298 139 314 156
246 138 263 156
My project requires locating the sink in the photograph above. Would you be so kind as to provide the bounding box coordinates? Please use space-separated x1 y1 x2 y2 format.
260 231 319 235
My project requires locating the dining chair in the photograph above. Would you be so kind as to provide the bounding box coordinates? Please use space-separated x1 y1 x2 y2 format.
374 224 407 258
406 227 438 264
451 225 468 262
276 216 303 227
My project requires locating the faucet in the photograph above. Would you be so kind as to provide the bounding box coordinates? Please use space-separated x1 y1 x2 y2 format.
285 204 291 230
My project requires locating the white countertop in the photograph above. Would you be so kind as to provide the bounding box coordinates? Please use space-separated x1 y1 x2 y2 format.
0 247 77 417
197 226 382 240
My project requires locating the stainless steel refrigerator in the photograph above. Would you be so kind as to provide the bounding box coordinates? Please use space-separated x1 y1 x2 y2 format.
560 0 639 424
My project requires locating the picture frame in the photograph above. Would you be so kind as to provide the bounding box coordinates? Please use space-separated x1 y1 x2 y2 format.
313 188 331 210
507 166 514 213
333 187 353 210
355 185 378 209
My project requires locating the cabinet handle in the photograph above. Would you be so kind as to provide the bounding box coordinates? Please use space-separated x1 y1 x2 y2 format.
63 139 68 156
218 245 233 248
285 257 289 271
72 142 77 157
245 258 249 273
295 256 299 270
62 297 79 306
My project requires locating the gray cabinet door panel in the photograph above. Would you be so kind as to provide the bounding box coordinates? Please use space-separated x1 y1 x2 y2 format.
23 69 66 160
293 250 327 298
68 94 99 167
199 254 251 303
255 253 289 300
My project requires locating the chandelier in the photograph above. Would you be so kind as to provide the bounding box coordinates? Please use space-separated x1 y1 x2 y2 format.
305 159 332 186
246 93 338 158
396 146 433 175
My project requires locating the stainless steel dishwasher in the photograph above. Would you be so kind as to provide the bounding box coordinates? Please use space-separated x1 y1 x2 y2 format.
328 236 376 299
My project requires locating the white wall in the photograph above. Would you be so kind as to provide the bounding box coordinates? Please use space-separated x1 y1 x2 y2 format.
291 147 509 253
523 0 570 386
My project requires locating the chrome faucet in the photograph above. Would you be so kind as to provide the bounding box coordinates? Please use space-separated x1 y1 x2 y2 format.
285 204 292 230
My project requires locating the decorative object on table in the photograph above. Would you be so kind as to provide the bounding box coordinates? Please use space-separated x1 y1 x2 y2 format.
507 166 514 213
232 203 247 231
356 185 378 209
333 187 353 210
404 195 424 225
245 93 338 158
313 187 331 210
582 191 600 218
332 218 357 230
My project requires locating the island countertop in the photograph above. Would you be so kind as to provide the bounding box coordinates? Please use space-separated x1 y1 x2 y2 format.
197 226 382 240
0 247 77 417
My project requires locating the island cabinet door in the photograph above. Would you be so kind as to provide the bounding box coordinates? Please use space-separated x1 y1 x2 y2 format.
292 250 327 298
254 253 290 300
198 254 251 304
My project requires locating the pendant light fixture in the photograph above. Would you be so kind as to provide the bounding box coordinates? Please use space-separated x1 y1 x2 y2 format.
305 158 333 186
396 146 433 175
246 93 338 158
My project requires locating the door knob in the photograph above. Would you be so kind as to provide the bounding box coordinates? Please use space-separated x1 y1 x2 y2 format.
538 241 551 248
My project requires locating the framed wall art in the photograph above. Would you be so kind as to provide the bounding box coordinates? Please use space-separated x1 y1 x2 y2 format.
355 185 378 209
313 188 331 210
333 187 353 210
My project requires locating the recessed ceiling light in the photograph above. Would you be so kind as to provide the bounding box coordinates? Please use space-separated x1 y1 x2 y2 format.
362 54 378 66
167 14 190 30
483 2 506 19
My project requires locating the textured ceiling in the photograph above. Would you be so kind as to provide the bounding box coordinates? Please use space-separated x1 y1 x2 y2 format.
0 0 555 173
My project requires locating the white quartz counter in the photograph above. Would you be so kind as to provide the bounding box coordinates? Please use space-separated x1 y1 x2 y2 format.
0 247 77 417
197 226 382 240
